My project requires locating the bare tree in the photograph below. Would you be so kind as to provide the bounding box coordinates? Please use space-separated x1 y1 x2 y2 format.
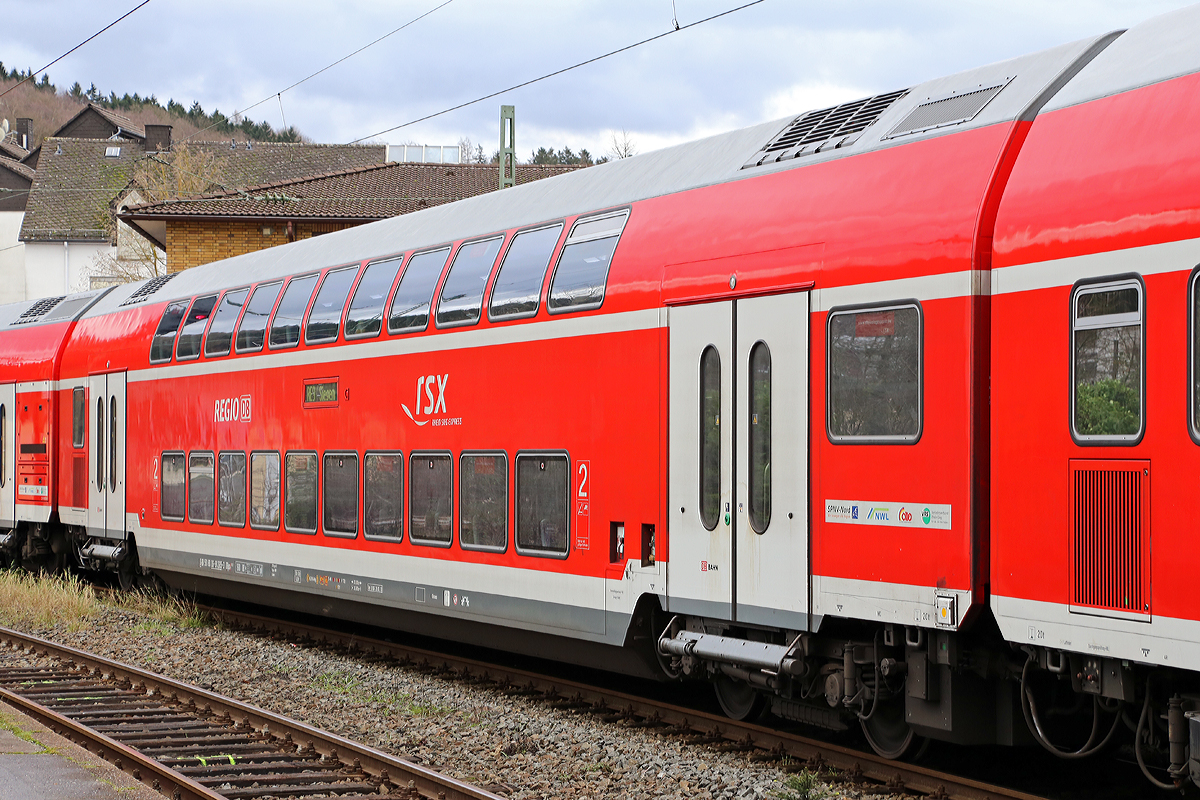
607 129 637 160
458 135 474 163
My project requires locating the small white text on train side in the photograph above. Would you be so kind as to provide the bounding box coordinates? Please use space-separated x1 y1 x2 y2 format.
214 394 252 423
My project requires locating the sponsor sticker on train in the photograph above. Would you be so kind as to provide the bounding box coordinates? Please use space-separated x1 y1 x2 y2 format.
825 500 951 530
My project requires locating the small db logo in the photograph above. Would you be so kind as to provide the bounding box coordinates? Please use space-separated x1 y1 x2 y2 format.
238 395 251 421
701 561 707 572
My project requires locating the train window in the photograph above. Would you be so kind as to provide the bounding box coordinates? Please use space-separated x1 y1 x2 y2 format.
699 346 721 531
249 451 280 530
205 288 249 357
109 396 117 493
388 248 451 334
235 282 282 354
72 388 84 448
95 398 104 491
748 341 771 533
217 451 246 528
284 451 318 534
1072 279 1143 442
460 452 508 552
269 274 319 350
437 236 504 328
322 452 359 538
149 300 189 363
160 452 185 522
306 266 360 344
1193 270 1200 441
489 224 563 320
176 294 218 361
188 452 214 524
409 453 452 546
0 405 5 488
827 303 922 443
547 210 629 313
364 452 403 542
346 257 404 339
515 453 569 557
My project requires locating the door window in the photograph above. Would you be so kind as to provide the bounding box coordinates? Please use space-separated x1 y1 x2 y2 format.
95 397 105 491
699 345 721 530
748 341 772 533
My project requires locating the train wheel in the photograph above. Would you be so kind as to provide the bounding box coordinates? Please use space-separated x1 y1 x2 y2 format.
860 695 922 760
714 676 766 721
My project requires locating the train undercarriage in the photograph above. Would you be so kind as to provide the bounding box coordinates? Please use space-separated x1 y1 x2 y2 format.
655 610 1200 790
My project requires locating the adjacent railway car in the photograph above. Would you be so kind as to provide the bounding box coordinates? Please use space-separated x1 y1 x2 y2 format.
8 4 1200 788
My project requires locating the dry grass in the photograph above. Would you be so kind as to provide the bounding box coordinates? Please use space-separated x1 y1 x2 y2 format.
0 569 102 630
114 587 211 630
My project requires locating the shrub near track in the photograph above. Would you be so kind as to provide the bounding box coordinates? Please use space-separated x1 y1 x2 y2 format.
0 570 101 630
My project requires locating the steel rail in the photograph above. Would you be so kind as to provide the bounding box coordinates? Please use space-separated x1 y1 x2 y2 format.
208 605 1050 800
0 625 503 800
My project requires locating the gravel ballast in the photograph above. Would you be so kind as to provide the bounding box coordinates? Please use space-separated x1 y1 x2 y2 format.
7 601 897 800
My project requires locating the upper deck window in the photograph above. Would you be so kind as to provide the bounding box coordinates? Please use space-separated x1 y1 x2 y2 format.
175 294 218 361
436 236 504 328
269 274 319 350
149 300 189 363
346 257 404 339
306 266 360 344
388 248 450 334
205 288 249 357
548 210 629 313
1073 279 1143 443
827 303 922 443
235 282 282 354
489 224 563 320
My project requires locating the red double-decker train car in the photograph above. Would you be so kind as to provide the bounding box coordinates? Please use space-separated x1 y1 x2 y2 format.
6 4 1200 786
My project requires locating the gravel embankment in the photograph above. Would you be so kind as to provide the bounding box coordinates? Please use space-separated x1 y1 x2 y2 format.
9 603 896 800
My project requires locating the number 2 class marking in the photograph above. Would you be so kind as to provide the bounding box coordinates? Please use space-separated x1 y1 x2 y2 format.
578 462 588 497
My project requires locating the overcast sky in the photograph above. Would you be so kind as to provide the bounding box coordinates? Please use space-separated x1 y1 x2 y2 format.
0 0 1191 159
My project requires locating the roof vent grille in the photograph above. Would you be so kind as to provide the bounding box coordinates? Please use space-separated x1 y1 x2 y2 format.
885 79 1011 139
120 273 179 306
12 296 65 325
743 88 908 169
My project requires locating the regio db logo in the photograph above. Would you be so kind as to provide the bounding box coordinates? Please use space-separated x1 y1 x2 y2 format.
214 394 251 423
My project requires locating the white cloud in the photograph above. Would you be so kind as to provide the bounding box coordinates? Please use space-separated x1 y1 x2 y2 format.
761 81 878 123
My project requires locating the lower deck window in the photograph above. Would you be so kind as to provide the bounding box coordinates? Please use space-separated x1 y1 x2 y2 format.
410 453 452 545
827 303 922 442
250 452 280 529
460 453 508 551
161 452 185 521
515 453 569 556
364 452 403 541
188 452 214 524
285 452 318 533
323 452 359 537
218 452 246 527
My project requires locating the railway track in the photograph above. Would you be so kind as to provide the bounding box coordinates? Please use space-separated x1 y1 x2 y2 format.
197 603 1051 800
0 625 502 800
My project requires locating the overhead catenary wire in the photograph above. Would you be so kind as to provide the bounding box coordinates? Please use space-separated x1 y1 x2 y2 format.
0 0 155 101
177 0 456 145
348 0 767 144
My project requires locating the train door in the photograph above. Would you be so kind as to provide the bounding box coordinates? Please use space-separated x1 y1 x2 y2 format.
87 372 127 539
0 383 14 530
734 292 809 629
669 301 734 618
667 292 810 626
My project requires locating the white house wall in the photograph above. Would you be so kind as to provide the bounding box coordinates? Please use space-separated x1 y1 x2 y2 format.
23 240 112 300
0 212 26 304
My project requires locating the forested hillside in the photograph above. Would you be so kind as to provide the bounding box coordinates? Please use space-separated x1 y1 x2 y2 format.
0 64 304 152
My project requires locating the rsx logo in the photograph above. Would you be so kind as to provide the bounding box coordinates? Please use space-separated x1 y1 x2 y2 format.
402 374 448 426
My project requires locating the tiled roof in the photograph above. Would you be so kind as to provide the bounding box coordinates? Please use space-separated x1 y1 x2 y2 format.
20 138 387 243
0 158 34 182
55 103 146 140
121 161 583 221
0 139 29 161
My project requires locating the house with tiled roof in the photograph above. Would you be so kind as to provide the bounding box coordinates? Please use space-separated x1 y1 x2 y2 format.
21 104 149 170
119 160 583 270
17 127 387 299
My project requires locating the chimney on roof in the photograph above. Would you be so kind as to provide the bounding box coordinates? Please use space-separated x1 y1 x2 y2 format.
14 118 31 150
145 124 172 152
